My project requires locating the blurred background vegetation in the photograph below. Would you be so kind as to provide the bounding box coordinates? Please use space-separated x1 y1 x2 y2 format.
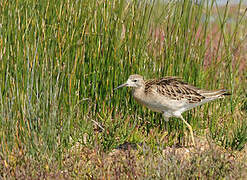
0 0 246 178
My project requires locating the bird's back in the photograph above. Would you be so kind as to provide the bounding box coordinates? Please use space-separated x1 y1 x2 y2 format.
145 77 205 103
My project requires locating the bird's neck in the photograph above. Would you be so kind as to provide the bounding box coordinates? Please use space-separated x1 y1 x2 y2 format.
132 86 145 99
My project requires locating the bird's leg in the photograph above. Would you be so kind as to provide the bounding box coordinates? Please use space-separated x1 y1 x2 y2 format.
179 115 195 146
162 113 170 122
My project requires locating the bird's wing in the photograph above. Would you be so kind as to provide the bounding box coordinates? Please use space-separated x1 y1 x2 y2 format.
145 77 205 103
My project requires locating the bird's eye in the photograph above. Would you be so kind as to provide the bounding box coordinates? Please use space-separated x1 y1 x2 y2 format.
133 80 137 82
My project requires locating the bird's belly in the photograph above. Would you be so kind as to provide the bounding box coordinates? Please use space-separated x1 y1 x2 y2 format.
134 95 186 113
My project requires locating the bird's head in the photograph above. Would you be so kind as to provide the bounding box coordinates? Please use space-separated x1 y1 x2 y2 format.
114 74 144 90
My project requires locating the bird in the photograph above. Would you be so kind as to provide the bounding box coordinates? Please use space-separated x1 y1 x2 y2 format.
114 74 231 146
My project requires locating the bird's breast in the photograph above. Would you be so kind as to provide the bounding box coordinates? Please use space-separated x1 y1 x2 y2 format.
132 88 187 113
132 89 166 112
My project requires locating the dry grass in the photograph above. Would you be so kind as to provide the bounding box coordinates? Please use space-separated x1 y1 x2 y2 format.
1 136 246 179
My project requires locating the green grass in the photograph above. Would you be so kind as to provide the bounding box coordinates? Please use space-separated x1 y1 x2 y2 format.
0 0 247 178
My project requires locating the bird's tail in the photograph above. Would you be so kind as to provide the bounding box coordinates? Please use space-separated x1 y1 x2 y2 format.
200 89 231 99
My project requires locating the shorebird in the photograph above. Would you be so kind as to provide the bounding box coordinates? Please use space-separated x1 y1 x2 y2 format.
114 74 231 146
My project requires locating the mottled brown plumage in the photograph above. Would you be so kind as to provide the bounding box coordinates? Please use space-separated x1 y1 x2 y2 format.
144 77 206 103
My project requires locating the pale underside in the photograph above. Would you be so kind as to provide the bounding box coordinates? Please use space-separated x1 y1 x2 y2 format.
133 89 214 118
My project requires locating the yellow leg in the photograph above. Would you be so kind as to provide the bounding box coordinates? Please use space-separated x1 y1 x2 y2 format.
179 115 195 146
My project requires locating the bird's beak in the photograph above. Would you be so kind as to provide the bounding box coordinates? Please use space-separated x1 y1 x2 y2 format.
114 83 128 90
